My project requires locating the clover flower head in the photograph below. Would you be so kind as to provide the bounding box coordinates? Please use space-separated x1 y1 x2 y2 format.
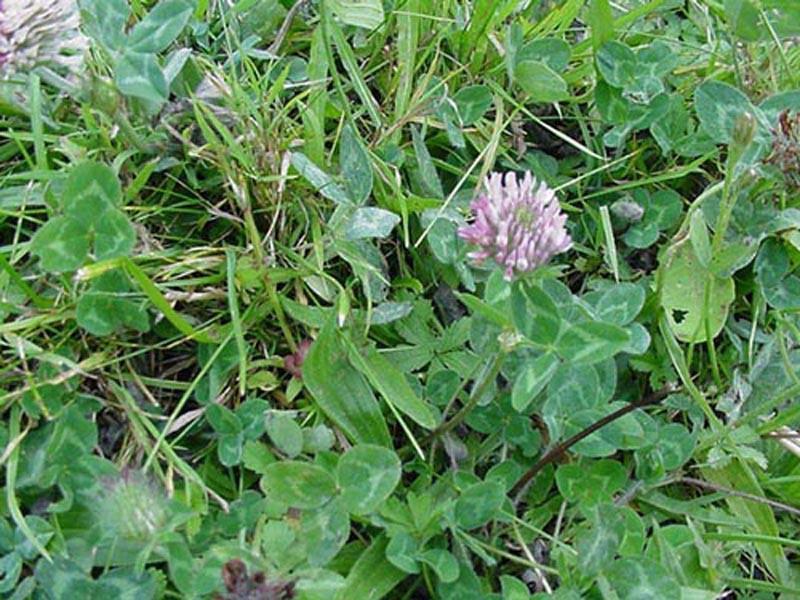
0 0 88 79
458 171 572 281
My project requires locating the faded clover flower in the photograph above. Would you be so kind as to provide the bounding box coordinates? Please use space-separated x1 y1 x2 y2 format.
97 469 170 541
0 0 88 79
458 171 572 281
765 110 800 188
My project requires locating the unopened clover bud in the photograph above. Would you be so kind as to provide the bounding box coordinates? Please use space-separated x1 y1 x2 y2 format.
610 198 644 223
732 112 757 150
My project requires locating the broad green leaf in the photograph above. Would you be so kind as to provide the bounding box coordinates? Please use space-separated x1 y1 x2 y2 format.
543 362 603 441
265 412 303 458
340 125 372 205
453 85 493 125
592 283 645 326
688 209 711 268
556 459 627 507
94 209 136 260
419 549 459 583
337 444 401 515
517 38 571 72
556 321 630 364
78 0 130 50
454 480 506 530
755 238 800 309
31 216 90 273
303 318 392 447
511 352 560 412
334 536 406 600
291 152 352 205
76 270 150 336
604 558 680 600
302 498 350 567
328 0 384 29
63 162 121 208
577 515 622 575
128 0 193 54
411 126 444 199
115 52 169 105
514 60 569 102
511 282 562 345
597 41 637 89
724 0 762 41
205 403 242 436
344 207 400 240
347 342 437 430
386 531 420 574
260 461 337 509
658 237 735 343
694 80 759 144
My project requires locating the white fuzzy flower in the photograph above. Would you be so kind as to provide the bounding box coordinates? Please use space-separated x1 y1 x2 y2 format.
0 0 88 79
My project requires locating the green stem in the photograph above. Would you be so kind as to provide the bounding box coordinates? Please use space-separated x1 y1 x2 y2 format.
434 352 505 438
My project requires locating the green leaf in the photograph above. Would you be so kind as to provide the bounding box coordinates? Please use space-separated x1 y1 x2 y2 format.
94 209 136 260
603 558 680 600
411 126 444 199
418 549 459 584
755 238 800 309
64 161 122 208
725 0 763 41
334 536 406 600
337 444 401 515
340 125 372 205
115 52 169 105
386 531 420 574
543 362 602 441
688 209 711 268
128 0 193 54
78 0 130 50
454 480 506 530
500 577 531 600
291 152 352 205
31 216 90 273
453 85 493 125
303 318 392 447
206 403 242 436
556 321 630 364
556 459 627 508
511 352 560 412
328 0 384 29
694 80 759 144
597 41 637 89
659 237 735 343
260 461 337 509
517 38 571 72
577 514 622 575
511 282 562 346
347 342 438 430
514 60 569 102
592 283 646 326
76 270 150 336
265 412 304 458
343 207 400 240
302 498 350 567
